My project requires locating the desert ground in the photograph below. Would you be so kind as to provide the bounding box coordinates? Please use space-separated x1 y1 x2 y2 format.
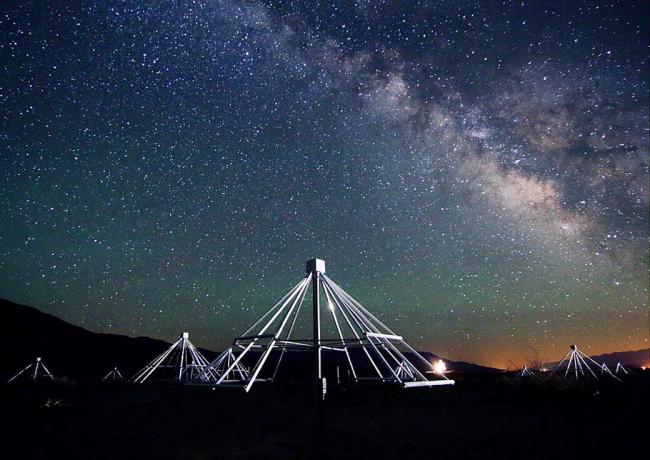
1 372 648 460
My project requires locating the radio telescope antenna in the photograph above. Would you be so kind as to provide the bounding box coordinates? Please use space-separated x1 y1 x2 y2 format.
615 362 628 375
520 365 535 377
133 332 211 383
599 362 615 377
199 259 454 396
102 367 124 382
551 345 621 382
202 349 249 382
7 357 54 383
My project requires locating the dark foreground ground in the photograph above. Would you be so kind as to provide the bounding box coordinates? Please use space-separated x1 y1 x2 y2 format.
1 373 648 460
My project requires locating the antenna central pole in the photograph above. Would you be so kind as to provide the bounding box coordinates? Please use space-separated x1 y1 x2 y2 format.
313 271 321 380
307 258 325 399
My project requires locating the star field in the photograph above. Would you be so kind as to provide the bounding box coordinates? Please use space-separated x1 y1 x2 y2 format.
1 0 648 368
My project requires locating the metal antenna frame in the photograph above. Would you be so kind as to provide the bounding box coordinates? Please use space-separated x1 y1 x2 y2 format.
133 332 211 383
615 362 628 375
599 362 615 377
520 365 535 377
198 259 455 393
7 357 54 383
551 345 621 382
201 349 250 382
102 367 124 382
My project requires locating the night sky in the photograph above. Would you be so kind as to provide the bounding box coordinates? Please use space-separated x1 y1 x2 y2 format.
1 0 648 368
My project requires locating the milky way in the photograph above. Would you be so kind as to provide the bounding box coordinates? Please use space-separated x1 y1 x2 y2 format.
1 0 648 367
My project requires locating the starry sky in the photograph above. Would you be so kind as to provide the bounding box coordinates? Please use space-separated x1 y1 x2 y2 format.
1 0 648 368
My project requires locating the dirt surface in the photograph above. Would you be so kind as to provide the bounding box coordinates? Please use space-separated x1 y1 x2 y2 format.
1 373 647 459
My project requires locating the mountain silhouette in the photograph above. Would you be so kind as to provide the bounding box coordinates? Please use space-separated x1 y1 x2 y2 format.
1 297 500 381
588 349 650 368
0 298 190 381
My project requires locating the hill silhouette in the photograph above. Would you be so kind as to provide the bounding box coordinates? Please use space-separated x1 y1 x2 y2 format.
0 298 189 381
589 348 650 368
1 298 502 381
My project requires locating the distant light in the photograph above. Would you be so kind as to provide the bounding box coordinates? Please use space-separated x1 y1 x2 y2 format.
433 359 447 374
642 366 647 371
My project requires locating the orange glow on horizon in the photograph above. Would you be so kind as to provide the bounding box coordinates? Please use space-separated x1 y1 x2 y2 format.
420 337 648 370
